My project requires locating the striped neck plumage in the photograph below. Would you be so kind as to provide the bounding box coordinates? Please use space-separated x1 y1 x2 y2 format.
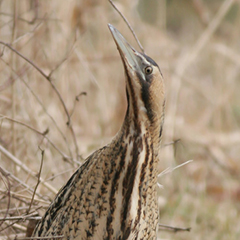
121 83 165 159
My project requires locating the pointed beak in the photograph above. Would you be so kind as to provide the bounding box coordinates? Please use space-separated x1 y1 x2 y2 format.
108 24 141 73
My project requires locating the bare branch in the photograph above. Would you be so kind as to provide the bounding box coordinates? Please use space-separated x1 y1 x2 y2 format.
0 213 41 222
0 216 40 221
0 63 29 92
158 160 193 178
27 148 45 214
0 168 11 227
45 168 75 182
0 167 46 200
108 0 145 53
70 92 87 119
0 58 73 159
0 114 70 160
14 235 64 240
0 144 58 194
0 41 49 80
159 223 191 233
0 41 80 161
166 0 235 161
162 139 181 147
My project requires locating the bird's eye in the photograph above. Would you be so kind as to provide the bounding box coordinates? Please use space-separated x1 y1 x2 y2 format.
145 66 153 75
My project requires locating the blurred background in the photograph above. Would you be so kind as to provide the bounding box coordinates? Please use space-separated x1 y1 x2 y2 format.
0 0 240 239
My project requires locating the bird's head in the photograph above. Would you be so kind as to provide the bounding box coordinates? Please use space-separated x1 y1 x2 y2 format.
108 24 165 143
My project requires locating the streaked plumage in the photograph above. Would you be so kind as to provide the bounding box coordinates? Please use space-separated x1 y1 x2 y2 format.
32 24 165 240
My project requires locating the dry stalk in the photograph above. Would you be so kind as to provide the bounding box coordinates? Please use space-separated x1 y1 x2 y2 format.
207 145 239 179
2 221 27 232
0 219 21 234
0 114 70 160
0 206 38 214
214 43 240 67
0 58 73 159
192 0 210 25
158 160 193 178
14 235 64 240
12 20 44 45
166 0 235 161
45 168 75 182
69 92 87 119
27 148 45 214
159 223 191 233
0 168 11 228
10 0 18 159
0 207 40 236
9 192 49 205
0 4 59 26
74 49 100 88
0 62 29 92
0 40 80 161
0 214 41 222
0 144 57 194
108 0 145 53
179 126 240 147
0 167 45 200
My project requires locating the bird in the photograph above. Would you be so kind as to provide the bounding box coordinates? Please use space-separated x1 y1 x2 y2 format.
32 24 165 240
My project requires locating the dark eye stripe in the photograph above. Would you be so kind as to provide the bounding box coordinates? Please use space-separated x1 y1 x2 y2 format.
141 81 154 123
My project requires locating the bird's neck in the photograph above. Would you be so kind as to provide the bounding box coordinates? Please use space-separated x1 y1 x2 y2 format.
117 99 164 159
109 102 163 235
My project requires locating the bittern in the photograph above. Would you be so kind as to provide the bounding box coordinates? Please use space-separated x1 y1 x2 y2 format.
32 24 165 239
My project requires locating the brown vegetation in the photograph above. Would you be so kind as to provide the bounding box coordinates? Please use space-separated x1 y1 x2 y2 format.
0 0 240 239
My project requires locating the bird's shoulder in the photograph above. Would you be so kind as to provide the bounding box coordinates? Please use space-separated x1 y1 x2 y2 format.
32 145 110 236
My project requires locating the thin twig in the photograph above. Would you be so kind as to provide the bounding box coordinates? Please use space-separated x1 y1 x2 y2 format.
0 144 58 194
1 11 72 157
69 92 87 119
214 43 240 67
10 0 18 159
0 40 71 131
0 114 70 160
0 11 61 24
0 41 48 83
0 209 41 234
12 20 44 45
0 219 22 233
14 235 64 239
159 223 191 233
0 206 42 222
158 160 193 178
45 167 75 182
0 215 41 222
0 206 38 214
27 148 45 214
207 145 239 179
0 168 11 228
0 167 46 200
8 192 49 204
166 0 235 161
108 0 145 53
48 36 76 79
0 40 79 161
74 49 100 88
162 139 181 147
0 62 29 92
0 58 73 159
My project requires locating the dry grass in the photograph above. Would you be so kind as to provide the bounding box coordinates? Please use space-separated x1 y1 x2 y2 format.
0 0 240 239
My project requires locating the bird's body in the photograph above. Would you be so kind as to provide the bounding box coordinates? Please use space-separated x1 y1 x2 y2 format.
32 24 165 240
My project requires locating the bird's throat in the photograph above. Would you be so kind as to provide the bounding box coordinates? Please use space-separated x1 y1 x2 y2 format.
110 114 159 238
